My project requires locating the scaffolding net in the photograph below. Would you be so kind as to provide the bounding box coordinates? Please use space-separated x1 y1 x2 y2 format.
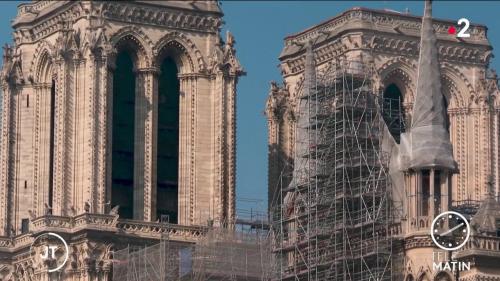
112 227 273 281
270 59 395 281
192 227 273 281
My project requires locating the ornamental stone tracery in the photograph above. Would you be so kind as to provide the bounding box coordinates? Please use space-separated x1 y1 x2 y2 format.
0 1 242 280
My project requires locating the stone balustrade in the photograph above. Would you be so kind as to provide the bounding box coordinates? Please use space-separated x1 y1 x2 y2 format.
461 235 500 252
117 219 208 242
454 235 500 259
0 233 31 251
0 214 209 251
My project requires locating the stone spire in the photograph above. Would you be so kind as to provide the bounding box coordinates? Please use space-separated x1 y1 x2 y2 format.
400 0 456 170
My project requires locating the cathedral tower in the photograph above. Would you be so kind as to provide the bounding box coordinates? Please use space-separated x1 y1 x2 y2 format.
0 1 242 279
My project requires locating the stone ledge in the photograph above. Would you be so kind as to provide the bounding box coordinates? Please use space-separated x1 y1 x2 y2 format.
0 214 208 252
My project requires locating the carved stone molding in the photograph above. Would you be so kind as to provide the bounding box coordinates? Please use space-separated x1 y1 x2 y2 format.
101 2 222 34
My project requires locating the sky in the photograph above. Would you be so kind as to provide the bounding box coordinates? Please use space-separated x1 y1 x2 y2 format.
1 1 499 216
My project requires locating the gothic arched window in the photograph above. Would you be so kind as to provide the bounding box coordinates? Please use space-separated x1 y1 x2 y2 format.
156 57 180 224
111 51 136 219
35 51 55 215
382 83 405 143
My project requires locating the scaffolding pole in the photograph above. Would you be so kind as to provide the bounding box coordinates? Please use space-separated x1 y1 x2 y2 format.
271 58 396 281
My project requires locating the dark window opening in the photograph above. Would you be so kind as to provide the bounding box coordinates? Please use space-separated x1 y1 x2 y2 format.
421 170 430 216
21 218 29 234
48 79 55 208
156 57 179 223
382 84 405 143
26 94 29 108
496 219 500 237
111 52 135 219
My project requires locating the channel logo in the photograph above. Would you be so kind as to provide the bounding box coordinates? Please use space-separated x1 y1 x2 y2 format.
29 232 69 273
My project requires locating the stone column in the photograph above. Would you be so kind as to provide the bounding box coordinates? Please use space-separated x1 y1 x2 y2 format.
133 68 145 220
0 84 14 235
178 74 197 225
33 83 52 217
133 67 158 221
93 54 109 214
214 71 224 224
225 76 237 225
495 109 500 198
429 169 435 218
104 60 115 214
53 57 70 216
441 172 450 212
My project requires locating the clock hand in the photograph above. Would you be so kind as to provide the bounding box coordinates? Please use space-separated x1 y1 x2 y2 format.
440 222 465 236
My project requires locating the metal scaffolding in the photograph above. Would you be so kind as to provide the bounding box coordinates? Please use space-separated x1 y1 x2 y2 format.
192 227 273 281
270 58 395 281
112 235 192 281
112 225 273 281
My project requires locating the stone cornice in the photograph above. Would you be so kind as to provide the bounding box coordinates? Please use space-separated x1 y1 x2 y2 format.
280 33 491 77
101 1 222 34
12 1 222 46
282 7 489 56
278 8 492 77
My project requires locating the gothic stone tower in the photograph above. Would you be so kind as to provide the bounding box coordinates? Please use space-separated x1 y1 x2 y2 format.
266 5 500 211
267 3 500 281
267 4 500 226
0 1 242 280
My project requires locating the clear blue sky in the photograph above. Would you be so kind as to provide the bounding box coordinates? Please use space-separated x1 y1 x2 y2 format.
0 1 499 215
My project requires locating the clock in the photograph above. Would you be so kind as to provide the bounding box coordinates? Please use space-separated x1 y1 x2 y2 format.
431 211 470 251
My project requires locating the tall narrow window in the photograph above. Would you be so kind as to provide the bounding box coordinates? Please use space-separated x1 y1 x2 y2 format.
156 57 179 223
111 52 135 219
48 79 55 208
382 84 405 143
21 218 29 234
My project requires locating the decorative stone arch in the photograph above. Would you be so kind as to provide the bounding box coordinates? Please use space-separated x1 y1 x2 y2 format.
153 32 206 74
433 271 453 281
440 63 473 109
378 56 417 105
109 26 154 69
29 40 55 83
33 50 54 84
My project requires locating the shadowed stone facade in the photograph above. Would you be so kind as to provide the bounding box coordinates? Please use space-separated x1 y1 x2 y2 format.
0 1 243 280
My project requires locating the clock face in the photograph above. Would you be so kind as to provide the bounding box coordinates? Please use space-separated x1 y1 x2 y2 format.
431 211 470 251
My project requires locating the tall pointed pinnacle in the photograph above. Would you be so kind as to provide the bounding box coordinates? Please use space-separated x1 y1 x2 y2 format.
400 0 457 170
